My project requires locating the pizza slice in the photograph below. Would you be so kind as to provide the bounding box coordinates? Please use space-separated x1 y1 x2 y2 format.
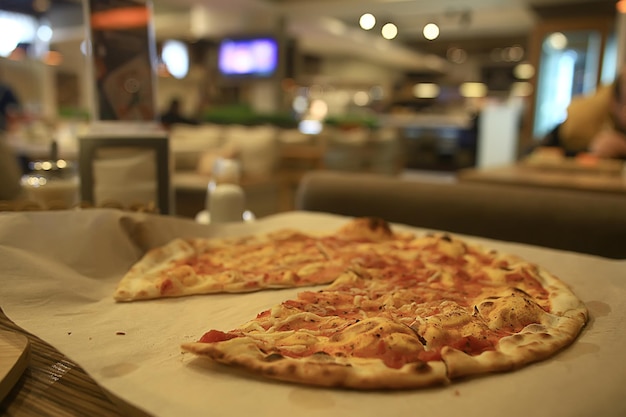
113 217 411 301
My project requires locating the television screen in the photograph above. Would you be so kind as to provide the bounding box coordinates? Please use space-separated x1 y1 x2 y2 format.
218 37 279 78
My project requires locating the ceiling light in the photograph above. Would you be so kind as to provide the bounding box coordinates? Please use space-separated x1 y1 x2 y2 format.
381 23 398 40
162 40 189 79
359 13 376 30
514 62 535 80
545 32 568 51
423 23 439 41
412 83 440 99
459 82 487 98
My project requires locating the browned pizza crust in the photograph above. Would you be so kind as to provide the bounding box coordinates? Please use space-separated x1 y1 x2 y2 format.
182 325 449 389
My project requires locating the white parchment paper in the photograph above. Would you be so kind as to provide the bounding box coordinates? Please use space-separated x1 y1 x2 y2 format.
0 209 625 417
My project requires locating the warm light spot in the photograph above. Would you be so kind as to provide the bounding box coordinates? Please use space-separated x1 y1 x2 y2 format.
309 99 328 119
359 13 376 30
43 50 63 66
511 82 533 97
514 63 535 80
412 83 440 99
381 23 398 40
459 82 487 98
423 23 439 41
90 7 149 30
353 91 370 106
545 32 568 51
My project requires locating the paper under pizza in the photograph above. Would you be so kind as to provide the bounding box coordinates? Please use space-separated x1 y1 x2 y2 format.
114 217 588 390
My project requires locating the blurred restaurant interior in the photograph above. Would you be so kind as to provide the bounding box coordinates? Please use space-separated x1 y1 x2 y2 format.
0 0 623 218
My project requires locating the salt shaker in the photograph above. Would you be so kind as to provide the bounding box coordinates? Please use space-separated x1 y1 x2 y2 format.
205 158 241 210
209 183 246 223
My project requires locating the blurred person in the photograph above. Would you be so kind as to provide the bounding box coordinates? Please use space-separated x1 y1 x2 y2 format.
539 66 626 159
0 79 21 132
0 138 22 200
0 77 23 200
160 97 197 129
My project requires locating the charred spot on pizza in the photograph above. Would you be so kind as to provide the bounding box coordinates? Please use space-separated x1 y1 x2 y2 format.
329 333 344 342
264 353 285 362
366 217 392 233
441 234 453 242
406 324 428 346
412 361 433 374
510 287 533 297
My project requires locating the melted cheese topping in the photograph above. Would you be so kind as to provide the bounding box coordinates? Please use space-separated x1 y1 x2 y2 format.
198 233 556 368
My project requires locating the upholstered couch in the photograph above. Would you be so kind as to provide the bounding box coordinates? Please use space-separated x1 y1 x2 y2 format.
295 170 626 259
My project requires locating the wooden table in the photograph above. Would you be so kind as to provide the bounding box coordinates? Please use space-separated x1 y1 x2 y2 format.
0 308 150 417
457 161 626 195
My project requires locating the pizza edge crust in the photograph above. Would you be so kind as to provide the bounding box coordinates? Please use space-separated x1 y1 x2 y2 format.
181 338 449 390
113 238 198 301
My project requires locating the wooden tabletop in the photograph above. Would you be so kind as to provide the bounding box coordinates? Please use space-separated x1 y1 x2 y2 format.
0 308 151 417
457 162 626 195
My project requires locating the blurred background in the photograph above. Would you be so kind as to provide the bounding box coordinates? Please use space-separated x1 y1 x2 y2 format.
0 0 621 215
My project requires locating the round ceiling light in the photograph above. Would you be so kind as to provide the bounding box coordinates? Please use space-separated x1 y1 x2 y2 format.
423 23 440 41
381 23 398 40
162 40 189 79
359 13 376 30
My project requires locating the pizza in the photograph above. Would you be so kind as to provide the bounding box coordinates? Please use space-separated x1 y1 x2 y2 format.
116 217 588 390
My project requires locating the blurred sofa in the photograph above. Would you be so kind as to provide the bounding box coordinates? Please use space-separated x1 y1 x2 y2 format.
295 170 626 259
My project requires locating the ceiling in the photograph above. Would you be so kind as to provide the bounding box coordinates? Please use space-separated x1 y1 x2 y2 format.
1 0 618 73
150 0 617 72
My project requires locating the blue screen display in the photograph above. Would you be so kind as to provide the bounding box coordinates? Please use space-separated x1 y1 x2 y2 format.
218 37 279 77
